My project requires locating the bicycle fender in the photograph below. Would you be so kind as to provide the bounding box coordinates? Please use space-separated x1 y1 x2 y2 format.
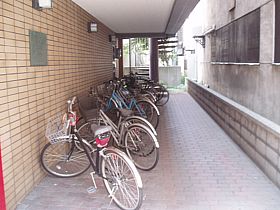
109 98 119 109
125 116 157 136
137 99 160 115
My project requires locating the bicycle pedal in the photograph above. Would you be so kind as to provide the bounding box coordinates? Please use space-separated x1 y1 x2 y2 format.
87 186 97 193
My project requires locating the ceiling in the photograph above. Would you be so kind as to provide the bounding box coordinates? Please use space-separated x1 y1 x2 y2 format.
72 0 200 38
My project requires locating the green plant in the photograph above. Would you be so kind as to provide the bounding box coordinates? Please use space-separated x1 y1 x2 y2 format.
159 49 177 66
180 76 185 85
123 38 149 66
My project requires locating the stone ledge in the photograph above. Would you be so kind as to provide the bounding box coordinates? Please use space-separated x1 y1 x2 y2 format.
187 78 280 188
187 79 280 137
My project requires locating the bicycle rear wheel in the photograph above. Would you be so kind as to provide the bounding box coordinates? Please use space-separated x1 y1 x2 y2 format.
40 141 90 177
124 124 159 171
101 147 143 210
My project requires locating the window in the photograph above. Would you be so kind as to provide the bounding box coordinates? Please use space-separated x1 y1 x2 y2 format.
211 9 260 63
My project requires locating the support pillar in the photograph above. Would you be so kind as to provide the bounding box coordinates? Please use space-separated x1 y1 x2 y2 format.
118 38 124 78
0 144 6 210
149 38 159 82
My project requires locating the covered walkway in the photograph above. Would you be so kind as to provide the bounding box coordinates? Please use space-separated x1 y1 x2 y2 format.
16 93 280 210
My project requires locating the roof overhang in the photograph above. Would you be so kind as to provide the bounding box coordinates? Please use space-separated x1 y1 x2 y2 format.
72 0 200 38
165 0 200 35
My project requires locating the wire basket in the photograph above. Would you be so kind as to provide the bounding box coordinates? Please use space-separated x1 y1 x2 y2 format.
45 112 69 144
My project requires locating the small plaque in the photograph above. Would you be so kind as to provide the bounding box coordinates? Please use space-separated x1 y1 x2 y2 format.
29 30 48 66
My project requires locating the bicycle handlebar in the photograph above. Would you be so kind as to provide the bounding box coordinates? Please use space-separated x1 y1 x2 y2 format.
71 96 76 105
67 96 76 112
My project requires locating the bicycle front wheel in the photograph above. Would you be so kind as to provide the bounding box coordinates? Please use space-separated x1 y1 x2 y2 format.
101 147 143 210
40 141 90 178
124 124 159 171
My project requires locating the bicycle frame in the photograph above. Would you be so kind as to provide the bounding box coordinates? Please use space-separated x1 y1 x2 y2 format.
64 98 108 180
117 86 160 117
98 109 126 147
97 109 159 150
74 130 105 177
106 90 147 118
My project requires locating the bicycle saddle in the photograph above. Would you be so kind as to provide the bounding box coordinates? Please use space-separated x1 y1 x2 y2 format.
90 124 112 136
118 108 134 117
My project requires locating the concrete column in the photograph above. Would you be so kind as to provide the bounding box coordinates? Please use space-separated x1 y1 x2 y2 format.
118 38 124 78
149 38 159 82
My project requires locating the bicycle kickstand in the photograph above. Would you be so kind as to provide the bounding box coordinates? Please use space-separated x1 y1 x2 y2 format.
87 172 97 193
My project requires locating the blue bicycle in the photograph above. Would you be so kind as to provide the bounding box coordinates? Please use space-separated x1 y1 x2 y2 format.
99 84 160 129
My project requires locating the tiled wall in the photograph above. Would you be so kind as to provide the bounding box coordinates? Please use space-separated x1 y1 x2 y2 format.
0 0 114 209
188 79 280 189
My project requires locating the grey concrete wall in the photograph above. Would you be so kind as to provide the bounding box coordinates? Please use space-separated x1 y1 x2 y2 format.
123 66 182 87
188 79 280 189
123 67 149 75
204 64 280 124
158 66 181 87
202 0 280 125
206 0 272 29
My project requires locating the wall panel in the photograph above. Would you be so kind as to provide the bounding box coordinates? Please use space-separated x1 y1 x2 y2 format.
0 0 114 209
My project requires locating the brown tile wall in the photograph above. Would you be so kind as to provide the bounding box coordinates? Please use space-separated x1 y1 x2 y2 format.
0 0 114 209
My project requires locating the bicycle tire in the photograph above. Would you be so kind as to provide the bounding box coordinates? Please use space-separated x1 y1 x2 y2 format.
124 123 159 171
40 141 91 178
133 100 160 129
155 85 169 106
101 147 143 210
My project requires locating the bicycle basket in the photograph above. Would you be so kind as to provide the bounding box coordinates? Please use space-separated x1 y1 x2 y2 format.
77 95 99 119
45 112 69 144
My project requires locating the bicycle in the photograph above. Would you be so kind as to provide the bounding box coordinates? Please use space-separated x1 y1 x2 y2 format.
76 94 156 143
77 98 159 171
98 82 160 129
123 73 170 106
40 97 143 210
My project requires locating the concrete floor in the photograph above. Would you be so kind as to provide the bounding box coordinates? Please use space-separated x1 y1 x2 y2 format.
16 93 280 210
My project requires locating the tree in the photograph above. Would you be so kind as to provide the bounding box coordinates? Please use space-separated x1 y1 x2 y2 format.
123 38 149 66
130 38 149 53
159 50 176 66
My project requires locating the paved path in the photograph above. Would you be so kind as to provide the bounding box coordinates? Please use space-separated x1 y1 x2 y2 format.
16 93 280 210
